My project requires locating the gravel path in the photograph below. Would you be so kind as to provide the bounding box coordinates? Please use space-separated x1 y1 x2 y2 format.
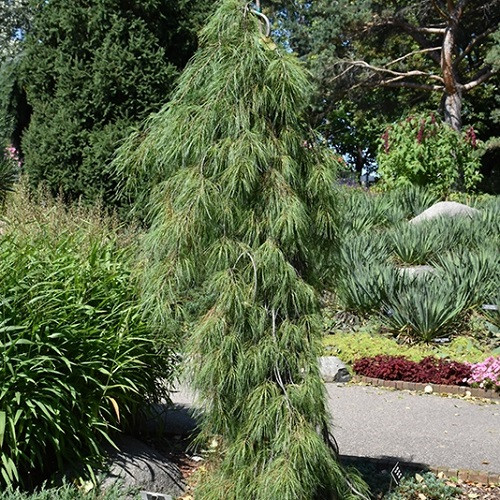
326 384 500 473
170 383 500 474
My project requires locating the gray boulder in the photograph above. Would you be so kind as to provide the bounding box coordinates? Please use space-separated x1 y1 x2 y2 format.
397 265 436 278
319 356 351 383
410 201 479 224
100 436 185 498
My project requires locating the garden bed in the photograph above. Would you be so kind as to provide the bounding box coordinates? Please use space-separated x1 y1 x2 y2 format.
354 375 500 400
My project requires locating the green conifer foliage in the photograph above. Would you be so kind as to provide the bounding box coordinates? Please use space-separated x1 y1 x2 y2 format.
19 0 211 205
115 1 368 498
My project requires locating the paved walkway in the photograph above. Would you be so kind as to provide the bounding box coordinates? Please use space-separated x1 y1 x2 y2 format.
170 383 500 474
326 384 500 473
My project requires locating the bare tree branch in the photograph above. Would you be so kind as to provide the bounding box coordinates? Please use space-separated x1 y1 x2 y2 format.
349 60 444 82
387 47 442 67
463 69 495 91
392 20 443 65
454 26 497 67
431 0 450 20
409 26 446 34
366 80 444 91
456 0 472 18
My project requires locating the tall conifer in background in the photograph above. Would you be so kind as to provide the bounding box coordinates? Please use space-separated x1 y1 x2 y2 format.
19 0 212 206
115 0 368 498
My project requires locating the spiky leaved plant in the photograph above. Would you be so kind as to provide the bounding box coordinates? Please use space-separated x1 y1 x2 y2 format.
114 1 368 498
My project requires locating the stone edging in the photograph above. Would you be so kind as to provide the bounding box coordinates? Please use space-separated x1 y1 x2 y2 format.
340 455 500 486
353 375 500 400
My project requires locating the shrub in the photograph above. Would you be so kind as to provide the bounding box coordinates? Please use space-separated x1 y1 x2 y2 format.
377 114 482 194
0 483 130 500
385 472 461 499
0 188 173 487
20 0 211 211
467 356 500 390
353 355 471 385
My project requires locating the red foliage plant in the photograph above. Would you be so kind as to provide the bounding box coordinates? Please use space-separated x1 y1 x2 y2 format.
353 355 471 386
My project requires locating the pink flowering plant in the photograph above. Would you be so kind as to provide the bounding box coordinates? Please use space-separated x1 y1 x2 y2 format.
5 145 22 168
466 356 500 391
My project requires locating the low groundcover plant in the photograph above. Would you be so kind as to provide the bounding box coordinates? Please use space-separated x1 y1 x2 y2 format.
353 355 471 386
467 356 500 390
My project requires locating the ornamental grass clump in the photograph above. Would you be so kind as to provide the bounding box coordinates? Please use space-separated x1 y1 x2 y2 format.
0 188 171 488
113 1 369 498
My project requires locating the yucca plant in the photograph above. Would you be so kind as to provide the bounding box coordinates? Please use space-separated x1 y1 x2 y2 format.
336 261 400 315
0 188 171 488
433 247 499 309
113 1 369 498
337 188 397 236
386 185 440 220
384 274 469 342
335 233 397 314
389 221 447 265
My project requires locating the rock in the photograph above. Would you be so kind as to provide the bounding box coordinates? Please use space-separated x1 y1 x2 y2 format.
100 436 185 499
397 265 436 278
139 403 198 437
319 356 351 383
409 201 480 224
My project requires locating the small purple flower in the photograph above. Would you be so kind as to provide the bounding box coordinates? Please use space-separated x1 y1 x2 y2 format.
416 120 425 144
382 130 390 153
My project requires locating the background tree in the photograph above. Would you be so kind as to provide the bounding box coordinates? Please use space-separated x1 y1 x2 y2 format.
266 0 499 178
0 0 31 62
114 0 368 498
18 0 212 206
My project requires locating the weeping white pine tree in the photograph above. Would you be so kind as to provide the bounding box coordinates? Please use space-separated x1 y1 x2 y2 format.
115 0 368 498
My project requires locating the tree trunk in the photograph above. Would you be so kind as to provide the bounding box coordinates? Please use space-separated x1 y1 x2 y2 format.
443 87 462 131
441 8 462 132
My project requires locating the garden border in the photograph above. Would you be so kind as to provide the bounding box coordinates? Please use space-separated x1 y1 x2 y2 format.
353 375 500 400
340 455 500 486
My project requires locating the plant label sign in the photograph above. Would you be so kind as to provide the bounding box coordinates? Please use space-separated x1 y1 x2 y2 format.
391 462 403 485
